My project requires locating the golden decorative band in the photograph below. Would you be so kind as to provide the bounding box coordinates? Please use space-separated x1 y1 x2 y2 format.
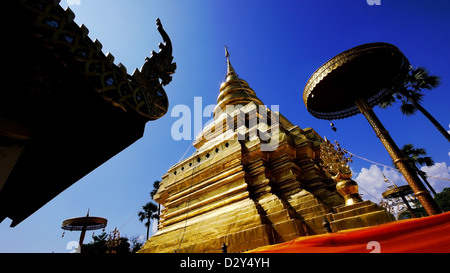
393 158 408 164
414 190 430 197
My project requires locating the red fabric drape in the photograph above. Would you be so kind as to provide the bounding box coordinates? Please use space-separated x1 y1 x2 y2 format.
250 211 450 253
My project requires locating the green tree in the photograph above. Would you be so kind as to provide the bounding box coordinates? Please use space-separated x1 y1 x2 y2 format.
83 231 142 253
435 187 450 212
82 231 146 253
81 232 108 253
397 143 437 195
380 66 450 142
410 187 450 217
129 236 144 253
113 237 131 253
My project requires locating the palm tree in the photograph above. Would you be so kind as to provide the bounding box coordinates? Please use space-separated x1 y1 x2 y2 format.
380 66 450 142
138 201 159 240
397 143 437 195
150 180 161 227
138 181 162 241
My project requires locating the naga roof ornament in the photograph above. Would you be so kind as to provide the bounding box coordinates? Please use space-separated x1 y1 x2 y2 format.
19 0 176 120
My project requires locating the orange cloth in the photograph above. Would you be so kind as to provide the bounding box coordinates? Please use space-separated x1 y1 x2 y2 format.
250 211 450 253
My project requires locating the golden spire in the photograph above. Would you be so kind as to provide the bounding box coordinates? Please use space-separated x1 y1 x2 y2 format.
225 45 237 81
214 46 263 117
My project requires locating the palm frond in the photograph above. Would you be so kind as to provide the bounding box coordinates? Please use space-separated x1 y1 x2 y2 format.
417 156 435 167
409 66 441 90
407 91 424 104
400 102 417 116
422 75 441 90
400 144 434 167
138 201 159 222
138 211 147 222
150 180 161 200
378 93 397 108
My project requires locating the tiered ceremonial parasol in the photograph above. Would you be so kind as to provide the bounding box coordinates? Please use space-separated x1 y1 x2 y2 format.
303 42 441 216
61 209 107 253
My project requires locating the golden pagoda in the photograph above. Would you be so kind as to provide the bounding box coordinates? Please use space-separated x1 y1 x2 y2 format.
139 48 392 253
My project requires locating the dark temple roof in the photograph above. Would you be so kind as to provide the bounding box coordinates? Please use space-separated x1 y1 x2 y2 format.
0 0 176 226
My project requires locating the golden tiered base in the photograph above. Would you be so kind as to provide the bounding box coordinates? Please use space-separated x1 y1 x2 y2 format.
327 200 395 232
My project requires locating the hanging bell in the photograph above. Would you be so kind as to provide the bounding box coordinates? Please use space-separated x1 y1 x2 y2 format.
330 122 337 132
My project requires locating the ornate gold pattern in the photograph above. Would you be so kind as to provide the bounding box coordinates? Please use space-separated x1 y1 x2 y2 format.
303 42 410 120
319 138 353 180
319 138 363 206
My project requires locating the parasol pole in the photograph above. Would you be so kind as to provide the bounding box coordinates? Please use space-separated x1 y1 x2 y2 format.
78 225 87 253
354 97 441 216
77 209 90 253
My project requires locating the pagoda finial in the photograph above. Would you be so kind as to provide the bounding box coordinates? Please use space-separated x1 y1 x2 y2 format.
224 45 237 79
225 45 230 62
215 45 264 117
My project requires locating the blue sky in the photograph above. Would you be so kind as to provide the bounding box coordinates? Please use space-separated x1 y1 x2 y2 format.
1 0 449 252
